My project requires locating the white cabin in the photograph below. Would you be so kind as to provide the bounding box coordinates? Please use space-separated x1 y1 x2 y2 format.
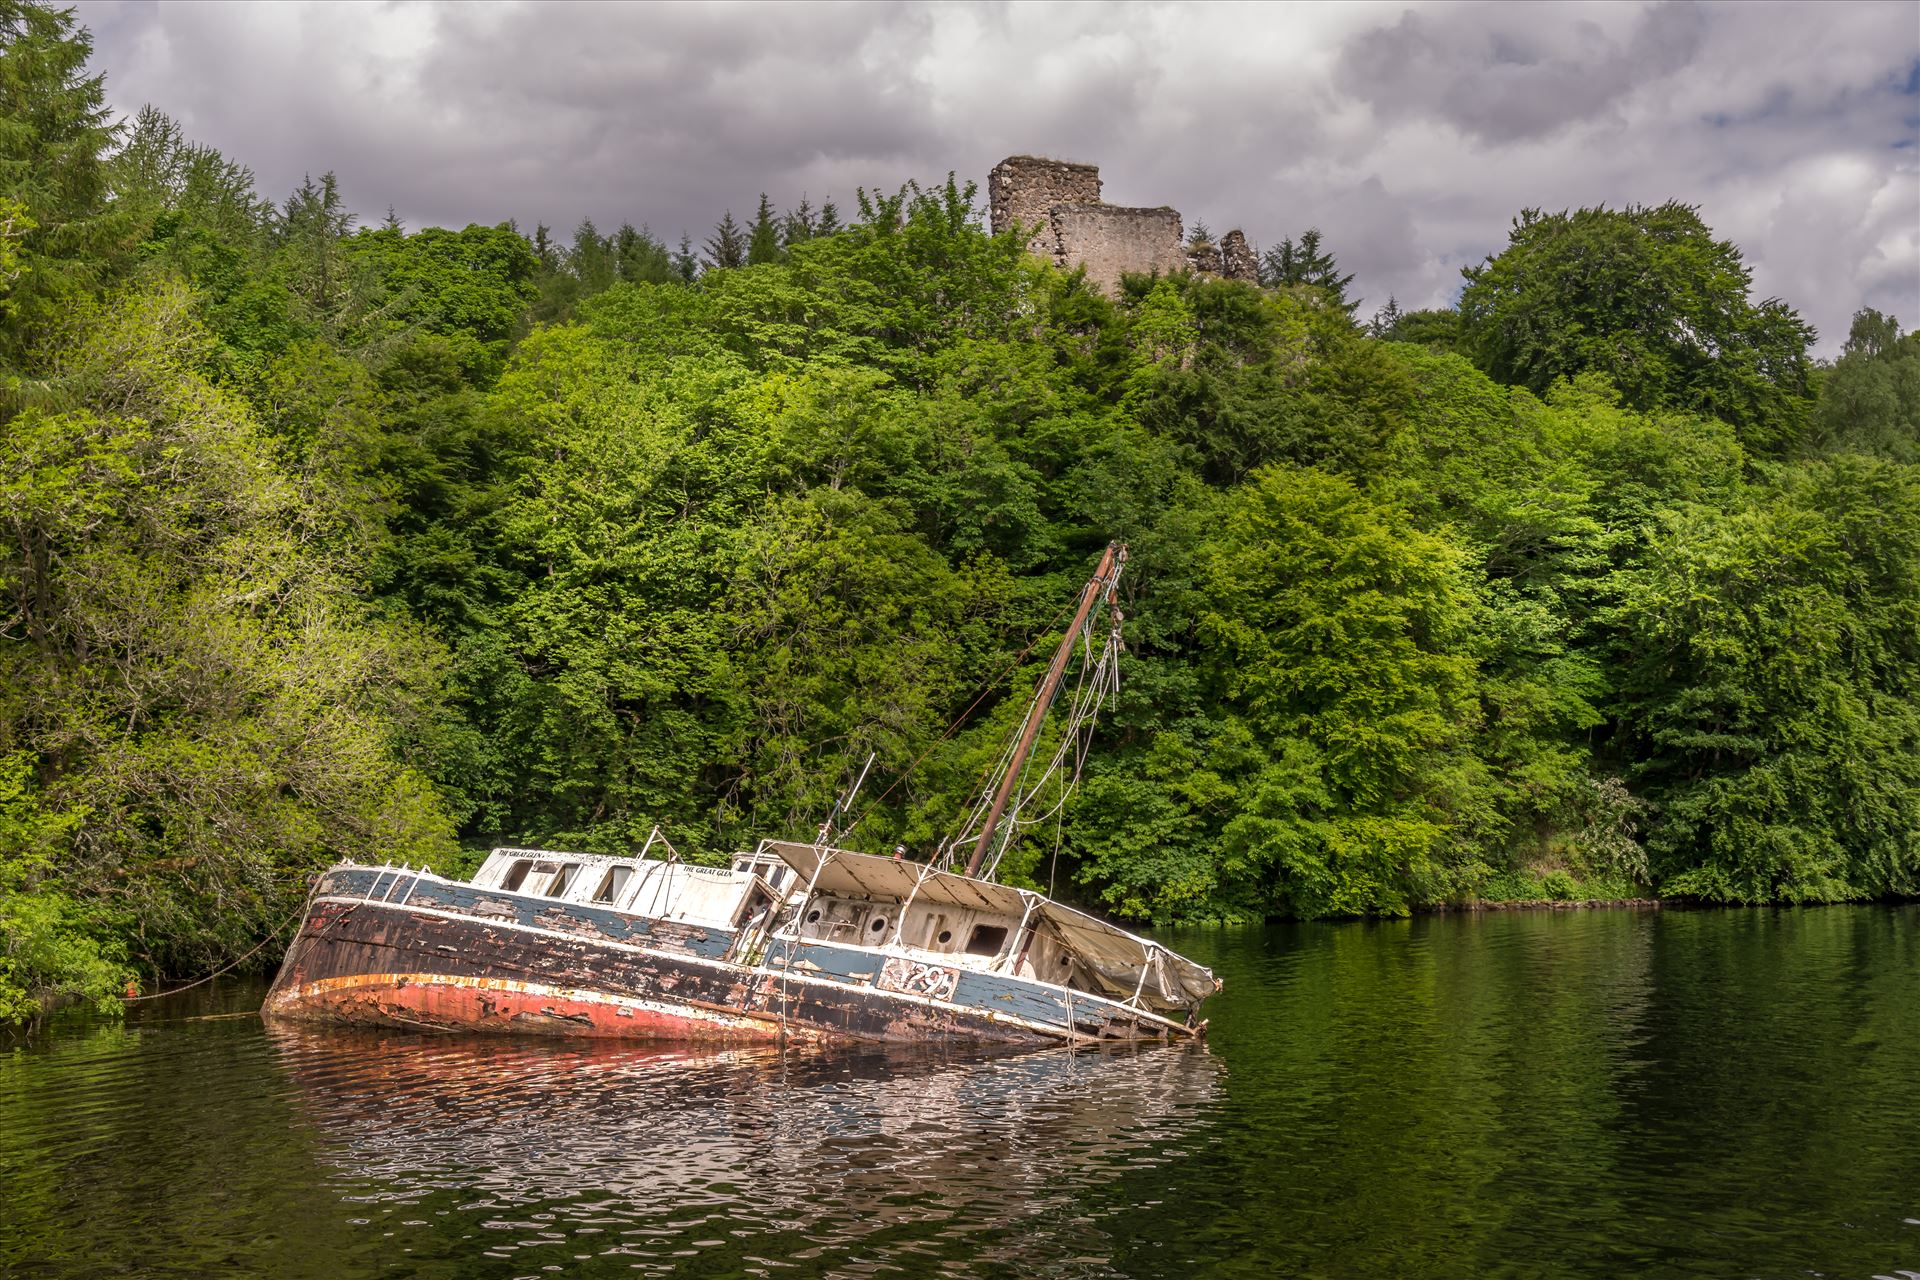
470 848 779 932
465 840 1218 1017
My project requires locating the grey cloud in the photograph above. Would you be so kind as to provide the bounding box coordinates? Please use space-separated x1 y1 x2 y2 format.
1338 3 1709 144
71 0 1920 355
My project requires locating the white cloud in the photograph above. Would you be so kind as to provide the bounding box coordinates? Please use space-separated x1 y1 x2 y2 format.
75 0 1920 354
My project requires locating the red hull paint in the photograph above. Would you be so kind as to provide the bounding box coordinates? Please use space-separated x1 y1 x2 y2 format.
264 875 1198 1046
267 972 800 1042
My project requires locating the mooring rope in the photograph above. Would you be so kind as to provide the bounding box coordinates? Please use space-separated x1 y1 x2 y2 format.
120 864 339 1004
120 910 299 1003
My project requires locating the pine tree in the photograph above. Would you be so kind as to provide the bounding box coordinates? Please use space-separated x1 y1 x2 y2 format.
0 0 130 362
817 199 842 236
746 192 781 265
107 106 267 249
1368 295 1402 338
673 232 699 282
704 210 746 270
782 196 816 250
567 218 614 292
1260 228 1358 317
532 224 559 273
274 172 357 321
613 222 672 284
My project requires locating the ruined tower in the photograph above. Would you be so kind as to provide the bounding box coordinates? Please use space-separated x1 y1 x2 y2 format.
988 156 1186 294
987 155 1261 294
988 156 1104 256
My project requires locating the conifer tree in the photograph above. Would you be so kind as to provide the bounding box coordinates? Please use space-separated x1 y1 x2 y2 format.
274 172 358 322
1368 295 1402 338
782 196 816 249
746 192 781 265
613 221 671 284
107 106 267 249
817 199 841 236
566 217 614 292
532 224 558 273
1261 228 1358 317
0 0 128 363
704 210 746 270
673 231 699 282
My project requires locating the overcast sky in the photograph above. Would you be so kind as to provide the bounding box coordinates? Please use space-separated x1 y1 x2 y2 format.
74 0 1920 355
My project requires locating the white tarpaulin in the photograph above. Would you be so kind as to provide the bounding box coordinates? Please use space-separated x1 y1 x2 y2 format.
766 841 1219 1013
765 841 1029 916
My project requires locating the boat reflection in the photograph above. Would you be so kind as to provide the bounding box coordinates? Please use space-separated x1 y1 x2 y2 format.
266 1027 1221 1273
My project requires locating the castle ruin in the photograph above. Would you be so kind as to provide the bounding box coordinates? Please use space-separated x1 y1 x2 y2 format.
987 155 1260 295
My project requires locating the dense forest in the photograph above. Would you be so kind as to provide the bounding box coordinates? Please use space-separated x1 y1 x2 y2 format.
3 3 1917 1021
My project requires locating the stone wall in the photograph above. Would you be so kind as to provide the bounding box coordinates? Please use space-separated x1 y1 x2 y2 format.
1046 203 1188 295
1219 229 1259 283
988 156 1102 256
989 155 1261 294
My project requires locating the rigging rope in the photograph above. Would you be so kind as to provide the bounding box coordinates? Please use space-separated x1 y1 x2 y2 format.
943 579 1123 881
979 623 1122 880
839 595 1075 844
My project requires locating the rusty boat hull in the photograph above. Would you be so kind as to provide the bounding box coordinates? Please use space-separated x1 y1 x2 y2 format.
264 865 1198 1046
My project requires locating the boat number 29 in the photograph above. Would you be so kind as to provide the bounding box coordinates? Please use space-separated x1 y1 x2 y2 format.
879 957 959 1002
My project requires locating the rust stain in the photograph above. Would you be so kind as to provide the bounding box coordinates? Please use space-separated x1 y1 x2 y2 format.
267 894 1196 1048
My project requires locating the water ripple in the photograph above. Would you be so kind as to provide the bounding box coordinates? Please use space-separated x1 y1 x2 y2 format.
5 906 1918 1278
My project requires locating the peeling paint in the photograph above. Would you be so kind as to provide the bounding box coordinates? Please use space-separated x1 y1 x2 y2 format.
267 869 1203 1047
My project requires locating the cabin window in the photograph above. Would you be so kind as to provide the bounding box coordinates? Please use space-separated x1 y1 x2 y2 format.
547 863 580 897
965 924 1009 956
736 887 775 927
869 917 889 936
500 859 535 892
937 930 953 945
806 909 822 924
591 865 633 904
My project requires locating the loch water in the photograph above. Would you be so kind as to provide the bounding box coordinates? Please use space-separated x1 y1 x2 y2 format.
2 904 1916 1279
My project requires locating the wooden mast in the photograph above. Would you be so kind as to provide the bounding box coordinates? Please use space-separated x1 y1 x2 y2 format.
964 542 1124 879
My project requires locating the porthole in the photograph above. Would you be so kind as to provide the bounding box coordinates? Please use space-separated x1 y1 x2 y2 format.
806 909 822 924
937 930 952 944
870 918 889 933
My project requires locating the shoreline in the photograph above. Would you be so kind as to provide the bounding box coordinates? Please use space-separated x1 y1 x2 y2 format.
1423 897 1664 914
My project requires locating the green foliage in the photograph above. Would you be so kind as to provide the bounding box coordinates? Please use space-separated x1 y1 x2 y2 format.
1376 306 1458 352
343 220 538 377
2 13 1917 1026
1259 227 1358 317
1809 309 1919 461
705 209 746 271
1122 273 1411 484
1192 468 1487 917
0 750 124 1021
1458 203 1815 452
1610 458 1920 902
0 0 130 367
0 282 456 997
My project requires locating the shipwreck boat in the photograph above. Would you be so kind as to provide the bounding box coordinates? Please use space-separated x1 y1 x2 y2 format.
264 544 1221 1045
